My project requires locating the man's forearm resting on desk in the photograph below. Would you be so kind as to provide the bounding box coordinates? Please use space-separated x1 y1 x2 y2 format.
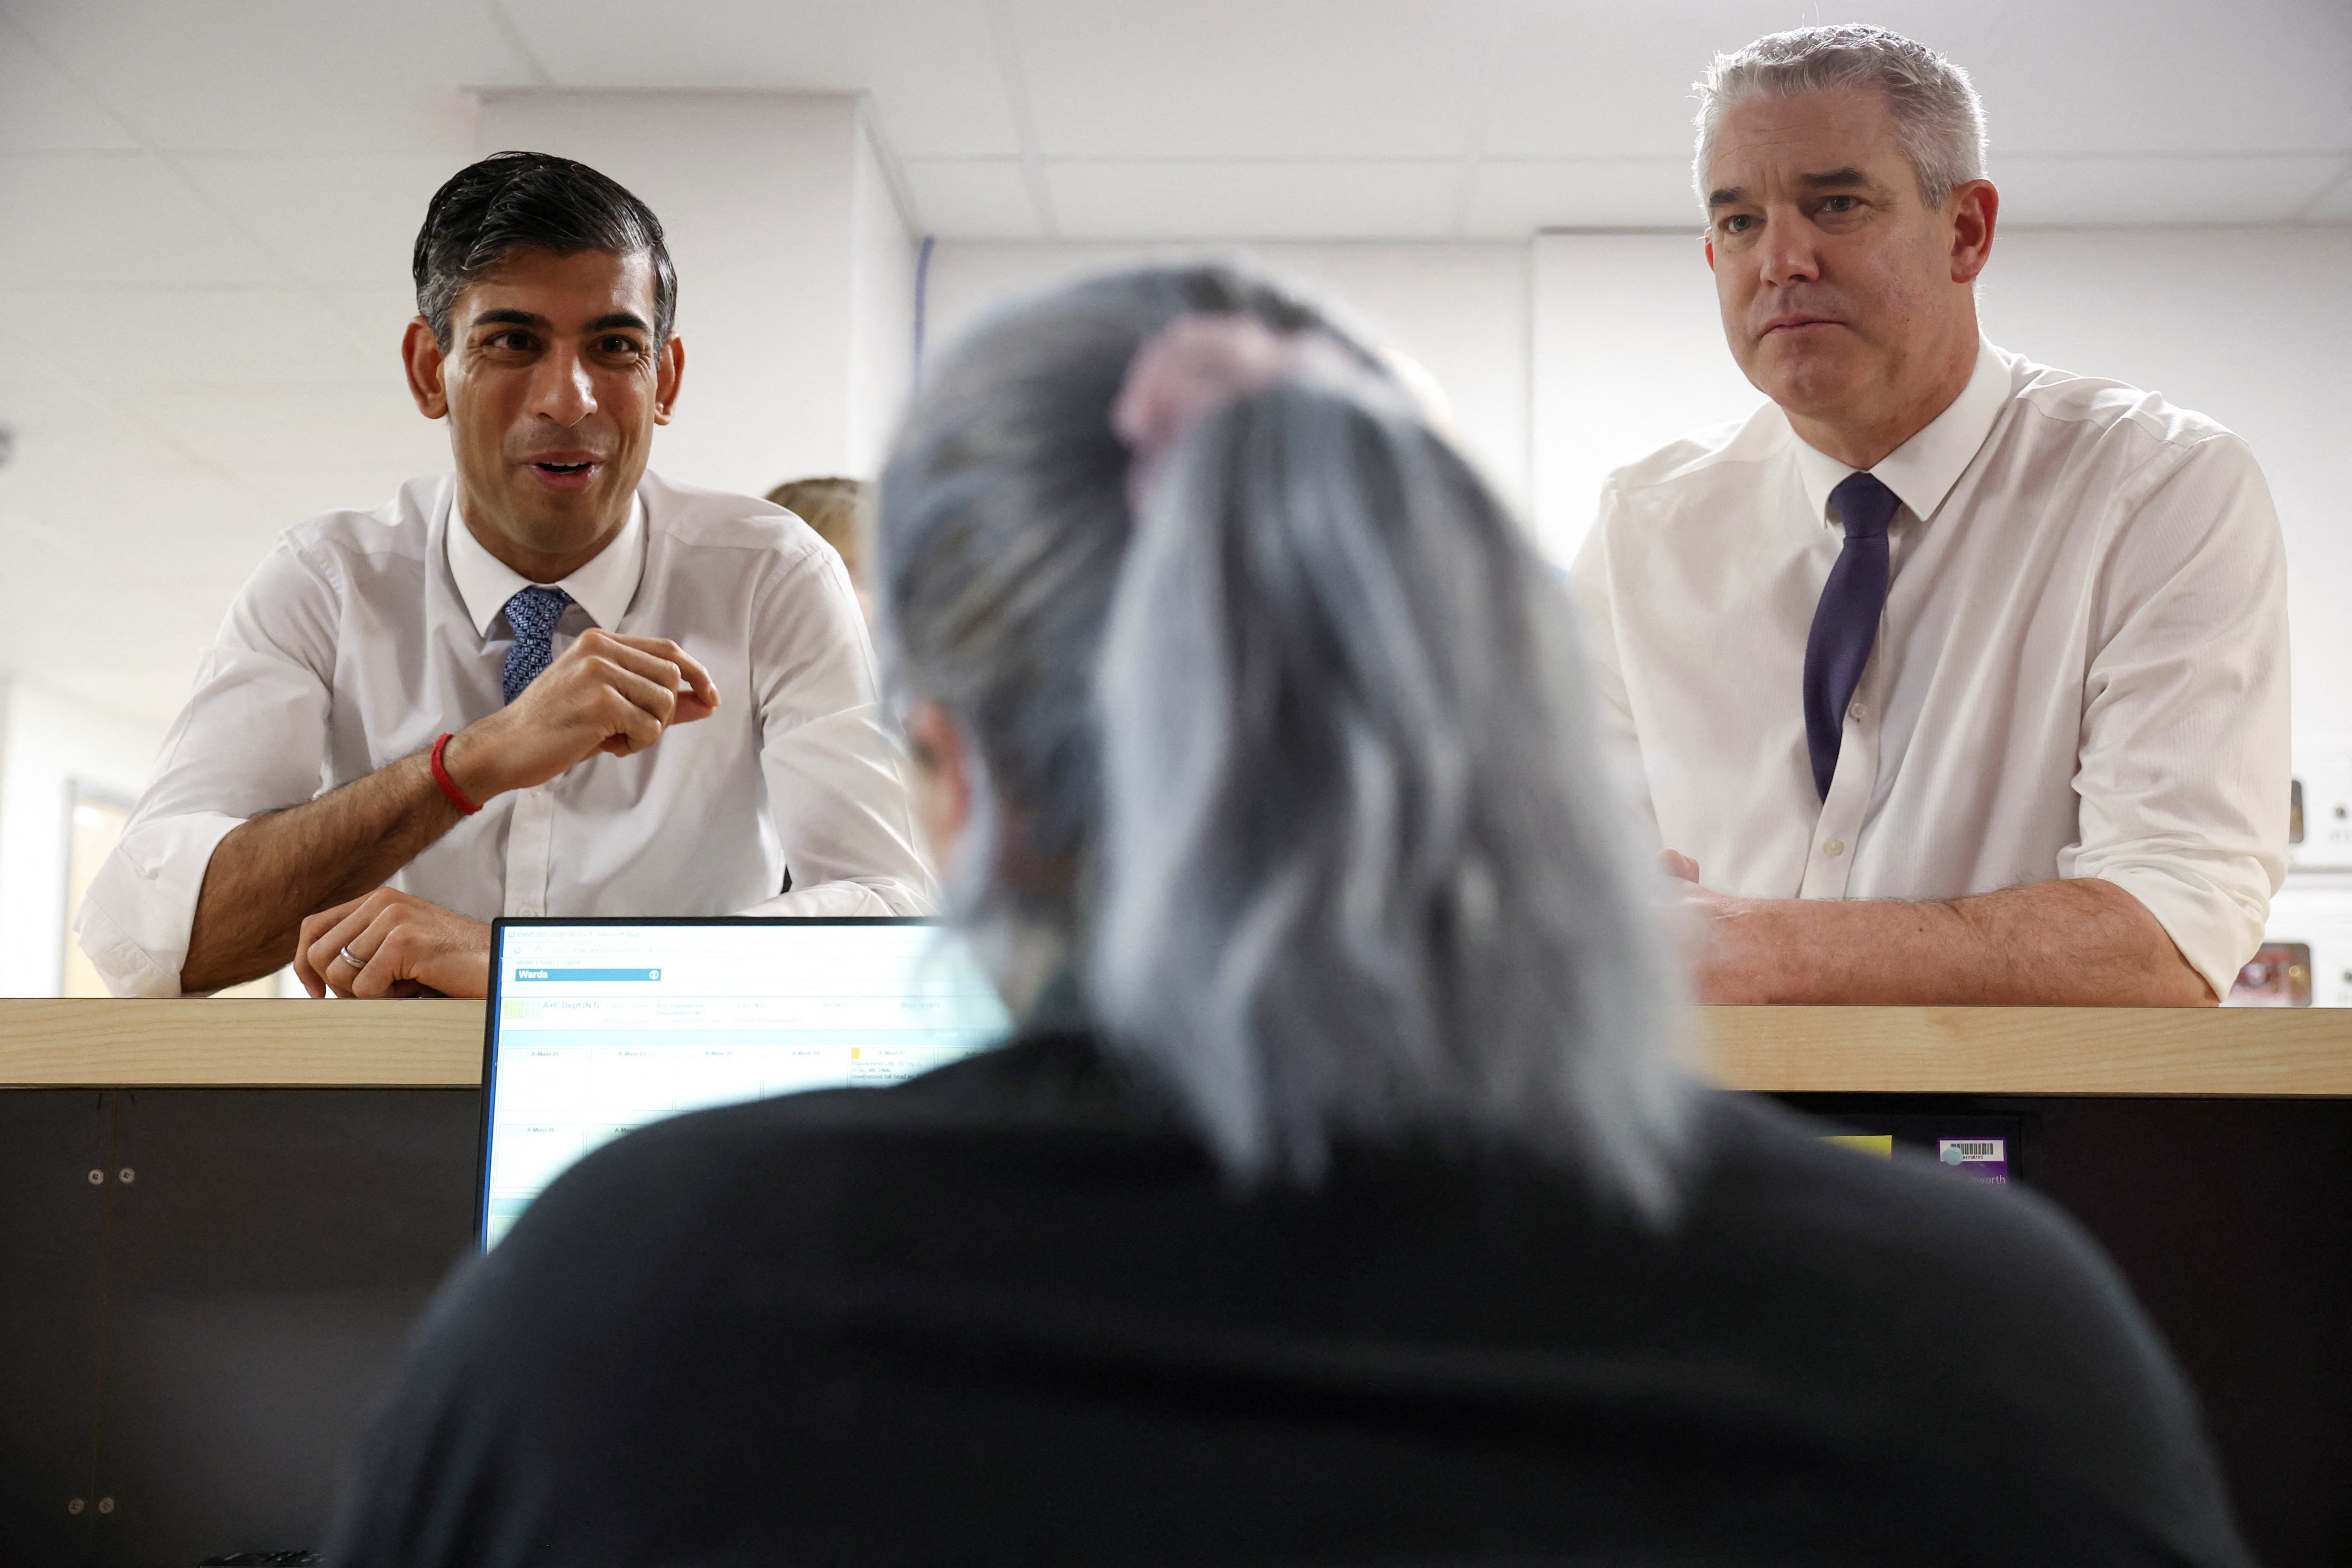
184 752 471 994
1669 862 2215 1006
183 629 717 995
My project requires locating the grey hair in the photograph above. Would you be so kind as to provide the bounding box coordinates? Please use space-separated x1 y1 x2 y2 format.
1694 25 1987 210
876 266 1693 1219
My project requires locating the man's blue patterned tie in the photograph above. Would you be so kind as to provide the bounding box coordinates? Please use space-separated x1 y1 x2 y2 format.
1802 471 1901 801
502 585 573 705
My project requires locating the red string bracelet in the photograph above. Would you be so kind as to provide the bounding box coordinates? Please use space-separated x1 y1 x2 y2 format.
430 732 482 815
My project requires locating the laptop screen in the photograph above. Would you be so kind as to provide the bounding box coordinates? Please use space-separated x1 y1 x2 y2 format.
479 917 1014 1248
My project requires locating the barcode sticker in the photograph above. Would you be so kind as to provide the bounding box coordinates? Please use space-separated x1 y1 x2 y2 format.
1940 1139 2003 1161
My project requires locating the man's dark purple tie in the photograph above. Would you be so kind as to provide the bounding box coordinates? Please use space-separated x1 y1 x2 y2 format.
1802 470 1901 800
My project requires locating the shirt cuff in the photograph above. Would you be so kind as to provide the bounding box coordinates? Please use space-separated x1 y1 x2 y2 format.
75 810 246 997
2091 865 2266 1004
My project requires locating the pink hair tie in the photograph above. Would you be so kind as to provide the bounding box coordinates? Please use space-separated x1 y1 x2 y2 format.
1110 313 1377 497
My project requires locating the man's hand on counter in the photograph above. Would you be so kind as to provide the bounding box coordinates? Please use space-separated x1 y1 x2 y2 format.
296 889 492 1000
1660 850 2216 1007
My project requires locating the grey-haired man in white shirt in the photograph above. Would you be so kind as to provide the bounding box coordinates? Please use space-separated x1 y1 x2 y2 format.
77 152 934 1000
1569 26 2288 1006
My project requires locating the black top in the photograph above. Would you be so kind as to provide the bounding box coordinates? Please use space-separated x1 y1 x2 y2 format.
330 1033 2251 1567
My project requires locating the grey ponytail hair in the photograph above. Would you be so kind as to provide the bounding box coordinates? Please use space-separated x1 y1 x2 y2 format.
877 266 1693 1217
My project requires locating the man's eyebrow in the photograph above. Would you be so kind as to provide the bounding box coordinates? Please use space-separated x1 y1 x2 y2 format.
471 308 550 330
587 312 652 333
1710 168 1885 210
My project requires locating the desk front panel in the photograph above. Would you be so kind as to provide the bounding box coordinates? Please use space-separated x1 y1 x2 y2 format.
3 1003 2348 1565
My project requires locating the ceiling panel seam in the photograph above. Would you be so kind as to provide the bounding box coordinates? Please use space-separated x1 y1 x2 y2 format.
984 0 1057 238
1452 0 1513 240
0 10 388 367
2287 159 2352 221
481 0 555 88
854 94 927 239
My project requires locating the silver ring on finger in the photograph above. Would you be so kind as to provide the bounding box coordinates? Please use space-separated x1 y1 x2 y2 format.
339 946 366 969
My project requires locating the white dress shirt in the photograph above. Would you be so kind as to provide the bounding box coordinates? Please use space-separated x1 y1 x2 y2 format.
1569 338 2289 999
79 470 936 997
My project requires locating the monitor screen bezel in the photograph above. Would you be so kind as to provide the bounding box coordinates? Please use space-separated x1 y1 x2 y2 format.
476 915 948 1247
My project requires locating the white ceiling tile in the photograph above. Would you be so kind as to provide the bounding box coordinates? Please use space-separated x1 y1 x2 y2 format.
0 31 139 151
15 289 381 390
0 387 202 486
501 0 1022 157
1008 0 1493 158
1467 159 1699 235
899 159 1043 238
1481 2 1790 161
0 154 286 287
0 452 287 591
1481 0 2352 167
7 0 528 156
2302 166 2352 221
0 400 300 639
1994 155 2350 226
1046 160 1463 240
123 383 451 478
1968 0 2352 156
0 510 215 720
179 156 455 287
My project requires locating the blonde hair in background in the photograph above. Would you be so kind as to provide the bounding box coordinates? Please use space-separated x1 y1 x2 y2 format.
766 476 866 587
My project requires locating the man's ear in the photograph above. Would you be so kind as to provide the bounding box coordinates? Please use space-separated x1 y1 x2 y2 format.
1948 178 1998 285
1704 232 1716 272
654 334 685 425
403 317 450 420
902 701 972 863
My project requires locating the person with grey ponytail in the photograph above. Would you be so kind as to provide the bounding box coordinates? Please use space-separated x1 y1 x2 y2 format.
329 266 2251 1568
885 278 1693 1216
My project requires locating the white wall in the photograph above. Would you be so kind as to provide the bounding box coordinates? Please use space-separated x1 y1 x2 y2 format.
1531 224 2352 749
847 116 918 478
1528 230 1752 561
922 242 1532 511
478 92 915 493
0 678 165 996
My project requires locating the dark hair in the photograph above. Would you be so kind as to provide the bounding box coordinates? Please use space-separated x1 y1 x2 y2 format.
411 151 678 348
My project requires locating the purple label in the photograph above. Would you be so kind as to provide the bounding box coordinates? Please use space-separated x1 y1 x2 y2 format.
1938 1137 2009 1184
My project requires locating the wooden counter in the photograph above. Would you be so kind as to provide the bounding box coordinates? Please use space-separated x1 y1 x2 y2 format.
1 998 2346 1095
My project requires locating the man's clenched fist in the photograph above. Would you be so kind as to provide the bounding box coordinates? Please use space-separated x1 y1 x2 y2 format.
442 629 719 803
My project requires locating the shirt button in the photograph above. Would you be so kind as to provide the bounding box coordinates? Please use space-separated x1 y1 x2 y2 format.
1849 702 1867 721
517 905 541 918
1823 839 1845 858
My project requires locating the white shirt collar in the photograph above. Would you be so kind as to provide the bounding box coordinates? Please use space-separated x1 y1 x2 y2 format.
1791 336 2013 529
445 489 648 638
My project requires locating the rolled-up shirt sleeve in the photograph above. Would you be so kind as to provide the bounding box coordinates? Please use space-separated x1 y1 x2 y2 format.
75 541 340 996
739 544 937 918
2066 432 2290 1001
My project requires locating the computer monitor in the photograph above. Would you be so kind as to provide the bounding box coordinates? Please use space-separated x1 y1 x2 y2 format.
479 917 1013 1249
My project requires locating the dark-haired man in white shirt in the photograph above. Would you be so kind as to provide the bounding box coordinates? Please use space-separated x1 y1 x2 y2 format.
1570 26 2287 1006
78 151 932 1000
